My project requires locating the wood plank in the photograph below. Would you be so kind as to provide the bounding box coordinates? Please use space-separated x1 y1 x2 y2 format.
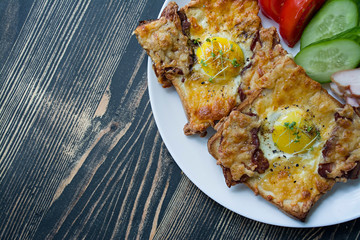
0 0 35 68
0 0 178 239
153 175 360 240
1 0 359 239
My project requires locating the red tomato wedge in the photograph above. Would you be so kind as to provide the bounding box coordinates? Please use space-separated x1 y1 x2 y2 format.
280 0 326 47
259 0 285 22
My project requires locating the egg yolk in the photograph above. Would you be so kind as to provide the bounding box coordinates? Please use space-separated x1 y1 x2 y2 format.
195 37 244 81
272 110 318 154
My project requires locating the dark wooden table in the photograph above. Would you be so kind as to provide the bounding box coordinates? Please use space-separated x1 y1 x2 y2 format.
0 0 359 239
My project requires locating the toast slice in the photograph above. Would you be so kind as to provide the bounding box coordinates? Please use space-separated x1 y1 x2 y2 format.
134 0 261 135
208 48 360 221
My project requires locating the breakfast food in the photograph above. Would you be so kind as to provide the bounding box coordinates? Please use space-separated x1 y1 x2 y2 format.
134 0 261 135
135 0 360 222
208 39 360 220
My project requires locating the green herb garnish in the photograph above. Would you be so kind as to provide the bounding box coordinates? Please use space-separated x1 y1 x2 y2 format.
200 59 207 67
284 121 296 130
231 59 240 67
193 38 200 44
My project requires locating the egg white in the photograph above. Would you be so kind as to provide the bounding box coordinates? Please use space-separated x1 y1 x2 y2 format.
258 107 324 174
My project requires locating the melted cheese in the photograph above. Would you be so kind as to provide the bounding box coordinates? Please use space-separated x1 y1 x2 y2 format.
258 153 322 203
175 0 260 134
184 74 239 121
185 0 260 39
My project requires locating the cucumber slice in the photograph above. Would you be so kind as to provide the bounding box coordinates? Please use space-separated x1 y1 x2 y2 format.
295 39 360 83
300 0 359 49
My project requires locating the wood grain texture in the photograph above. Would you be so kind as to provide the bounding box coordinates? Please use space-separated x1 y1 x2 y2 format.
154 176 360 240
0 0 359 239
0 0 181 239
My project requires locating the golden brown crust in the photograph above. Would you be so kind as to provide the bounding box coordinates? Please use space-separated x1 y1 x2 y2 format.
244 171 335 221
133 2 193 88
208 89 263 186
240 27 287 95
208 128 245 187
135 0 262 135
208 91 339 220
183 0 261 39
218 111 261 178
320 105 360 180
244 179 334 221
178 0 261 135
176 77 239 135
207 26 359 221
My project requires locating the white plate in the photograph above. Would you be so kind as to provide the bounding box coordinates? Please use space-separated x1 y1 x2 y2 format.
148 0 360 227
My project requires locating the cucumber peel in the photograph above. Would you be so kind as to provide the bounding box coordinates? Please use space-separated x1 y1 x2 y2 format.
295 39 360 83
300 0 359 49
307 27 360 47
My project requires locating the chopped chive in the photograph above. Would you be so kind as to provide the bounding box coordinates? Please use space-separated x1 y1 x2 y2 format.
283 121 296 130
231 59 240 67
193 38 200 44
288 121 296 129
200 59 207 67
230 44 234 52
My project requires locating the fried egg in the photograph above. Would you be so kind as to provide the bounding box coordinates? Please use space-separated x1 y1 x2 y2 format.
134 0 261 135
193 35 252 83
208 48 360 220
260 107 321 158
181 31 254 133
255 106 327 215
179 0 261 135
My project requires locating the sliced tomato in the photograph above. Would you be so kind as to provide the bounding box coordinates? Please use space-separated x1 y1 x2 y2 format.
280 0 326 47
259 0 286 23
